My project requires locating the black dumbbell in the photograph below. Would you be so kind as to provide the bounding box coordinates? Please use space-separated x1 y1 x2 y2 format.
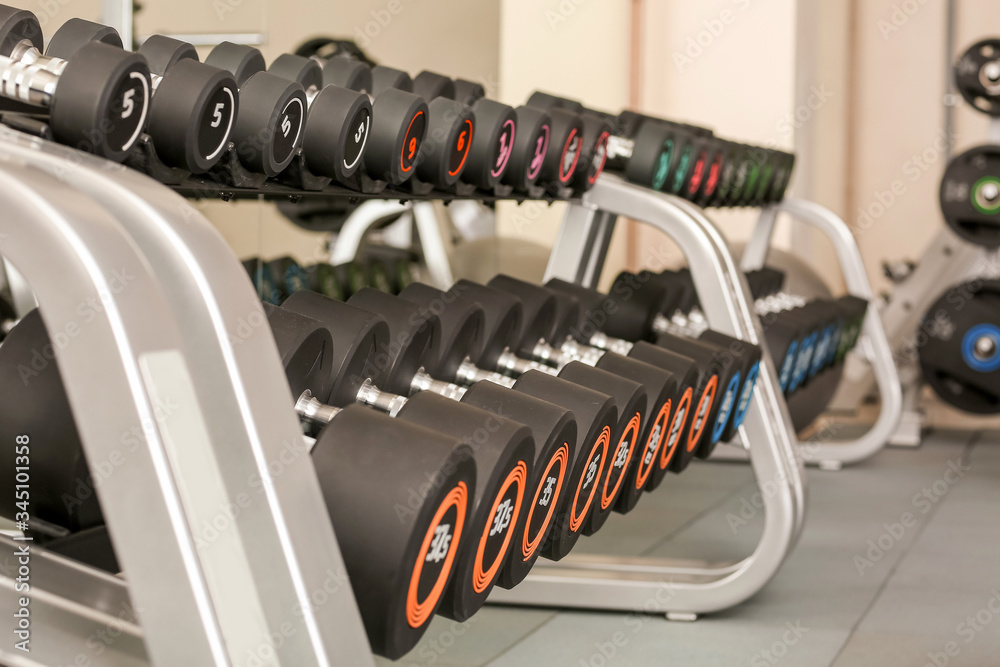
267 53 372 183
386 68 476 189
205 42 307 176
526 91 611 193
606 270 763 446
0 6 151 161
398 281 670 528
44 21 241 172
344 287 577 584
491 276 710 472
344 64 431 186
485 275 700 485
352 287 614 556
0 305 475 660
278 292 533 622
322 55 373 94
264 304 475 658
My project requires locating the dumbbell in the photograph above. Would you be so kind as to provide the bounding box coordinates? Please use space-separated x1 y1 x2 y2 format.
278 292 533 621
0 305 474 660
205 42 307 177
413 70 550 193
398 281 679 525
343 288 579 580
527 91 610 193
529 277 732 462
0 6 151 161
317 63 429 187
350 289 613 556
603 270 763 446
485 275 702 484
266 53 372 184
452 279 694 508
377 67 475 189
263 304 475 658
43 20 239 172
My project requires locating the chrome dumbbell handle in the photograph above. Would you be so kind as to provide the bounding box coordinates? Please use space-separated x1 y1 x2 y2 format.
455 358 517 388
410 369 468 400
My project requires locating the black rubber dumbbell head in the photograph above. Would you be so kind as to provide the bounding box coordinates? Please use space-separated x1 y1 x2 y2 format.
398 282 486 379
452 78 485 105
372 65 413 95
304 85 372 182
346 288 438 396
52 42 152 161
137 33 198 73
513 370 616 559
311 406 475 658
484 275 559 358
205 40 265 87
263 303 334 402
416 97 475 187
269 53 323 91
462 98 517 189
0 5 42 56
280 292 391 406
44 17 121 59
364 88 428 184
323 56 372 93
460 381 575 588
413 70 455 100
396 392 533 621
556 362 645 534
502 105 551 191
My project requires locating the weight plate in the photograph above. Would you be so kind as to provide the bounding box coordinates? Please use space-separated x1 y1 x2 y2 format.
955 38 1000 116
940 144 1000 248
919 279 1000 414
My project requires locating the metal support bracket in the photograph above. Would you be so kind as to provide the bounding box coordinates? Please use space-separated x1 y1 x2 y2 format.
490 174 805 614
731 199 903 467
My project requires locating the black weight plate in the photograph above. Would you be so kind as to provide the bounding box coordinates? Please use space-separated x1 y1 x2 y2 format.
940 144 1000 248
955 39 1000 116
919 279 1000 414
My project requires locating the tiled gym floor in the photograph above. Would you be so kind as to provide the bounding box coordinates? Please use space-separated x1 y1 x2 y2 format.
381 430 1000 666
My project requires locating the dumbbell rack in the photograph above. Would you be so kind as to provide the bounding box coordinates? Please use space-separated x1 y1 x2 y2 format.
0 127 375 667
488 175 806 615
0 131 818 661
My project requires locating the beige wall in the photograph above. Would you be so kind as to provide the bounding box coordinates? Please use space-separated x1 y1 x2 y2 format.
494 0 633 287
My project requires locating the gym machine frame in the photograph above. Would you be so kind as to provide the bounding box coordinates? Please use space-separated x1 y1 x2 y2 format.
489 174 806 616
0 128 375 667
835 117 1000 444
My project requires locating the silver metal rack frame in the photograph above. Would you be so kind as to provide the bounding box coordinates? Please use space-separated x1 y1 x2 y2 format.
0 129 374 667
722 198 903 468
489 174 805 616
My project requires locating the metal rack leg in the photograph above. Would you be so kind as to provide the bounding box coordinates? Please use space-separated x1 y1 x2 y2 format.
0 130 375 667
0 164 231 665
736 199 903 467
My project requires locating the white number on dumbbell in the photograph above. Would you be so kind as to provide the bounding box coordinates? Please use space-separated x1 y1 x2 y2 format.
613 441 629 469
644 423 663 465
425 524 452 563
355 122 365 143
281 115 292 138
490 499 513 537
668 408 685 445
210 103 225 128
583 456 599 489
539 476 557 507
121 89 135 119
